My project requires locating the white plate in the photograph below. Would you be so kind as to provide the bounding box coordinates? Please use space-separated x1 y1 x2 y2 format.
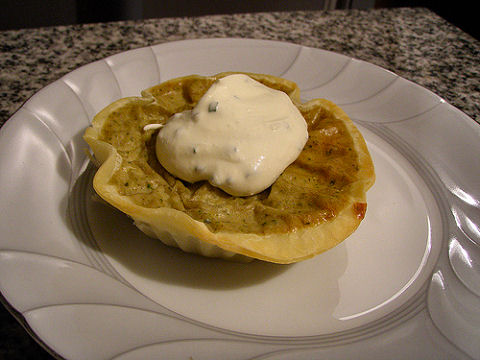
0 38 479 360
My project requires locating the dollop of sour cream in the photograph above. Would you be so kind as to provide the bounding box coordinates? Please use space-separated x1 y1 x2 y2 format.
152 74 308 196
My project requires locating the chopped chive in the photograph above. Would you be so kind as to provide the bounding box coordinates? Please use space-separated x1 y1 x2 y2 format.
208 101 218 112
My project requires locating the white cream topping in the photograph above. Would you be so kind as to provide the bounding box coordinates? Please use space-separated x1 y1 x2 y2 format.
153 74 308 196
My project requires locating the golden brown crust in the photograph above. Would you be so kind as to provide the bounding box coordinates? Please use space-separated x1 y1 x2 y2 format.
84 72 375 263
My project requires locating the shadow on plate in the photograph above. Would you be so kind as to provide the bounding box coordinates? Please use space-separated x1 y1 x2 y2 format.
68 162 290 291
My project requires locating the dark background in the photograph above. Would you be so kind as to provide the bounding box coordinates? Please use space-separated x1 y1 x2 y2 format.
1 0 478 39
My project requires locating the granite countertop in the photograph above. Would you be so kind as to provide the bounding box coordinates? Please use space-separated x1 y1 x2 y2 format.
0 7 479 359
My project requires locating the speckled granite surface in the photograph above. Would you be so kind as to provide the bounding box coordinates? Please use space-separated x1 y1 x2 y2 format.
0 7 479 359
1 7 479 127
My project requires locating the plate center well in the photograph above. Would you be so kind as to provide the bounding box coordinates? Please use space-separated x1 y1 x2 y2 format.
86 126 442 337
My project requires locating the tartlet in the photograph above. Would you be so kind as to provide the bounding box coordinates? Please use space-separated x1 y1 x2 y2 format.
83 72 375 263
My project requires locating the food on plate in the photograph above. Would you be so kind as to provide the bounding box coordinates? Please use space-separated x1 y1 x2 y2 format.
83 72 375 263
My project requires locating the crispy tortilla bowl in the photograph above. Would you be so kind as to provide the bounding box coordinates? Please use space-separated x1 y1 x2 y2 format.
83 72 375 264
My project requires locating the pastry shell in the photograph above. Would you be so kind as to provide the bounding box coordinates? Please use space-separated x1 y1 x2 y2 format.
84 73 375 264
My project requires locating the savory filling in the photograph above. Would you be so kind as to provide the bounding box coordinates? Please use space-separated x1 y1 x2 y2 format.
98 77 359 235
